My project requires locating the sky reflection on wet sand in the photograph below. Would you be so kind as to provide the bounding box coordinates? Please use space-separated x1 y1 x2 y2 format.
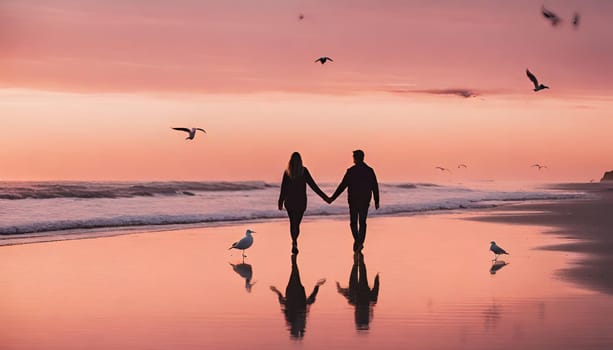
1 214 612 349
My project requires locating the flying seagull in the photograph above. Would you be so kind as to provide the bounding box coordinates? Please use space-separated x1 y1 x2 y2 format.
229 229 255 257
315 56 334 64
572 12 580 29
435 166 451 172
532 163 548 170
458 164 468 169
172 127 206 140
542 6 561 26
526 69 549 92
490 241 509 260
298 13 305 20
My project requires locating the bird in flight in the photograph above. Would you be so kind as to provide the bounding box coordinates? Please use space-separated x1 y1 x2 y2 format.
458 164 468 169
315 56 334 64
531 164 548 170
435 166 451 172
172 127 206 140
542 6 561 26
526 69 549 92
229 229 255 258
298 13 305 20
572 12 580 29
490 241 509 261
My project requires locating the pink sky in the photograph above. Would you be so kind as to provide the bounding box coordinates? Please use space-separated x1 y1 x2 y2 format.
1 0 612 181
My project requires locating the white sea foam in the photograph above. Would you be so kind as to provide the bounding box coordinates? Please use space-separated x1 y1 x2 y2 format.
0 181 583 237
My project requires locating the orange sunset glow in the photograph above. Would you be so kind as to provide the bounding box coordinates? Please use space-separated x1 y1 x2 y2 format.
1 0 612 182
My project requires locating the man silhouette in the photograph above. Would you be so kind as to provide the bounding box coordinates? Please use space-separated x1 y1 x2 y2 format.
329 150 380 251
336 252 380 330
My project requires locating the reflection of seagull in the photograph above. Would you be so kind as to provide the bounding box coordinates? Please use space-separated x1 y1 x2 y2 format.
230 262 256 292
532 163 548 170
526 69 549 92
458 164 468 169
490 241 509 260
490 260 509 275
542 6 561 26
435 166 451 172
172 127 206 140
229 229 255 257
572 13 580 29
315 56 333 64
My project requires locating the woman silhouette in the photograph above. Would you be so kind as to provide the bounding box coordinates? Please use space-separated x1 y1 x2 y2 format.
270 254 326 339
278 152 329 254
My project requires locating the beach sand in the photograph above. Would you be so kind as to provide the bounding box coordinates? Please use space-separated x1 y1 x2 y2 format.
2 194 613 349
471 182 613 295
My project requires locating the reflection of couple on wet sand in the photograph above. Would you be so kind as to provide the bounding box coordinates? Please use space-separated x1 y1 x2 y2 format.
278 150 380 253
271 253 380 338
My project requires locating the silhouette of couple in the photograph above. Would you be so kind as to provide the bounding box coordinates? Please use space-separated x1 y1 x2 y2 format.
278 150 380 254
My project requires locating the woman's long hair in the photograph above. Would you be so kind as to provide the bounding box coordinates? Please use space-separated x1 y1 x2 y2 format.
286 152 305 179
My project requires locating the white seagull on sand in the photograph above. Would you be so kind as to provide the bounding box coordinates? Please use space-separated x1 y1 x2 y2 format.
490 241 509 260
315 56 334 64
172 127 206 140
229 229 255 257
526 69 549 92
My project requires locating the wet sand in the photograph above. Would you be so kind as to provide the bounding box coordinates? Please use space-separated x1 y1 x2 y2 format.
471 182 613 295
2 209 613 349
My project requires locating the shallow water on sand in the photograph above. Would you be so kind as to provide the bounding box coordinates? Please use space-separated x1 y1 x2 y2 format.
1 215 612 349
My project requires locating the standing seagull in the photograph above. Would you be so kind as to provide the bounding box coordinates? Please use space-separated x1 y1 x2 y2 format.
542 6 561 26
172 127 206 140
532 163 548 170
526 69 549 92
315 56 334 64
490 241 509 260
229 229 255 257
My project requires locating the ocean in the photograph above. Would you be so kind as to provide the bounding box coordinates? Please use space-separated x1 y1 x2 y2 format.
0 181 582 241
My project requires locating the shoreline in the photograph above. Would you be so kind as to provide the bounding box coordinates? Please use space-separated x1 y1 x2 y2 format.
3 183 610 296
469 182 613 295
0 202 558 247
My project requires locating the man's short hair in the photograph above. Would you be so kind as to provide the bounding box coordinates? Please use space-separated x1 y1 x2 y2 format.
353 149 365 162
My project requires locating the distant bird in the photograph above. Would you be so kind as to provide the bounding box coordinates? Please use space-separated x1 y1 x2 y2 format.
229 229 255 257
490 241 509 260
542 6 561 26
572 12 580 29
531 163 548 170
526 69 549 92
435 166 451 172
315 56 333 64
298 13 305 20
458 164 468 169
172 127 206 140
